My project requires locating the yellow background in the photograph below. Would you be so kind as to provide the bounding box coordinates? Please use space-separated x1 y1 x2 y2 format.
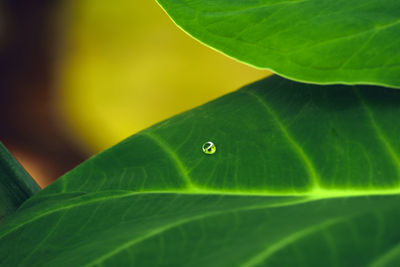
58 0 269 151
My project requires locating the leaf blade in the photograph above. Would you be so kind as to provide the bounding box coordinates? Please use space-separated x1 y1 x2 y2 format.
1 76 400 265
156 0 400 88
0 142 40 222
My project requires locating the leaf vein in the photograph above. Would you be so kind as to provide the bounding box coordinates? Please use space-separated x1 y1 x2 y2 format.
82 197 313 267
241 218 344 267
141 131 199 190
353 88 400 181
244 90 321 188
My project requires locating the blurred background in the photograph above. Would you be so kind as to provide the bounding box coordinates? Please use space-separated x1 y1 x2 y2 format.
0 0 269 188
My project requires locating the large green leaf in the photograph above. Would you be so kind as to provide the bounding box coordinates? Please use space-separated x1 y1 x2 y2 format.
1 75 400 266
156 0 400 88
0 143 40 222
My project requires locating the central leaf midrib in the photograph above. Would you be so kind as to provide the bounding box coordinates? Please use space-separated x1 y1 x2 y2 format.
2 187 400 246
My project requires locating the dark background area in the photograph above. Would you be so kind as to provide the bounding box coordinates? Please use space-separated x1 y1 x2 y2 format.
0 0 88 187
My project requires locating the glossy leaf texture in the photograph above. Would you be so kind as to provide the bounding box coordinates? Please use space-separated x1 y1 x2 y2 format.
0 143 40 222
156 0 400 88
1 76 400 266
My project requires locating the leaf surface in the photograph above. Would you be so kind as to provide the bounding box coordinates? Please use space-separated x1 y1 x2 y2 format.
0 143 40 222
1 76 400 266
156 0 400 88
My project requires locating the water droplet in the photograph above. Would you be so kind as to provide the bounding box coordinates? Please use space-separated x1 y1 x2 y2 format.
202 141 216 155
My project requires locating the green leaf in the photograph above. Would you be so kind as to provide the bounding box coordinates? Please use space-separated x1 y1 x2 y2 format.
156 0 400 88
0 142 40 222
1 76 400 266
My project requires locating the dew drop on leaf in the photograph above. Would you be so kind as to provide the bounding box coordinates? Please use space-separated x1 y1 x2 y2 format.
202 142 216 155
